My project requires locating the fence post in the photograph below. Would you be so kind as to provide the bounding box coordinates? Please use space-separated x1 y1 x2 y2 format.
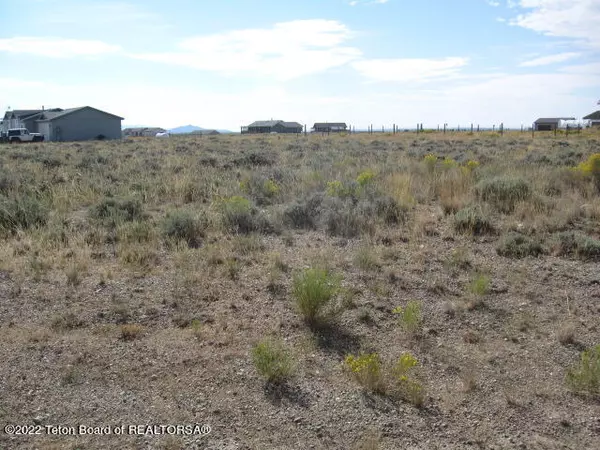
471 123 473 133
532 124 534 138
437 124 440 132
443 123 447 134
500 123 504 136
477 125 480 132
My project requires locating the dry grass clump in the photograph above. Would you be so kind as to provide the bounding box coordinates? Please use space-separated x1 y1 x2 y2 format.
0 194 48 235
453 205 494 235
120 324 144 341
161 210 207 248
550 231 600 261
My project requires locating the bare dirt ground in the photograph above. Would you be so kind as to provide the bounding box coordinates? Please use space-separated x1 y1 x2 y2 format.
0 131 599 449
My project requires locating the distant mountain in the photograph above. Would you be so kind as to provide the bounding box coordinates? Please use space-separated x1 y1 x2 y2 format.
169 125 204 134
169 124 234 134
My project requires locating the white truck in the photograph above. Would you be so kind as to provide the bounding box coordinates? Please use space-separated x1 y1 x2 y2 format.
7 128 45 143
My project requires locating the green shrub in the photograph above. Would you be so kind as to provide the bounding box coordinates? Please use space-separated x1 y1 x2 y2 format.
453 205 494 235
219 196 273 234
356 169 376 187
392 353 425 407
326 180 358 199
552 231 600 261
469 273 490 296
566 345 600 396
575 153 600 190
345 352 425 405
252 338 293 384
392 301 422 335
475 177 531 213
496 232 545 258
0 194 48 234
423 154 438 173
162 210 206 248
292 267 342 325
345 353 385 393
90 197 143 227
240 175 281 205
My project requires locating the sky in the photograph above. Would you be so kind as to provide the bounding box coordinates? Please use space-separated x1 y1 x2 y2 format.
0 0 599 130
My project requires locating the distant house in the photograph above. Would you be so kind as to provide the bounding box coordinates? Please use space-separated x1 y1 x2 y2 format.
533 117 575 131
583 111 600 127
123 127 166 137
243 120 303 134
1 106 124 141
1 108 62 133
312 122 347 133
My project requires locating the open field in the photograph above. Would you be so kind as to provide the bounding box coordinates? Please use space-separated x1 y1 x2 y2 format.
1 131 599 449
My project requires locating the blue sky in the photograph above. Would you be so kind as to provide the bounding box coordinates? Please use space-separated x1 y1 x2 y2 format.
0 0 598 129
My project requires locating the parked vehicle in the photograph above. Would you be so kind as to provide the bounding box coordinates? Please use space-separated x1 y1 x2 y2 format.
7 128 44 143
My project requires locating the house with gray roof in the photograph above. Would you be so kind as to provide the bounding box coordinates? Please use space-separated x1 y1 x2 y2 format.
1 106 124 141
312 122 347 133
583 111 600 127
533 117 575 131
243 120 303 134
123 127 166 137
1 108 62 133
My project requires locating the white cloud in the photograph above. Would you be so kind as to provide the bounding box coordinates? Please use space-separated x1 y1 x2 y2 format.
131 20 361 80
351 57 469 82
510 0 600 48
519 52 581 66
487 1 500 6
0 37 121 58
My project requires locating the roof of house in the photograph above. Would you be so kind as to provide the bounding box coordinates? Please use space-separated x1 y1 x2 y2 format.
583 111 600 120
36 106 124 122
3 109 64 120
313 122 347 128
247 120 284 128
247 120 303 128
281 121 303 128
534 117 575 124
